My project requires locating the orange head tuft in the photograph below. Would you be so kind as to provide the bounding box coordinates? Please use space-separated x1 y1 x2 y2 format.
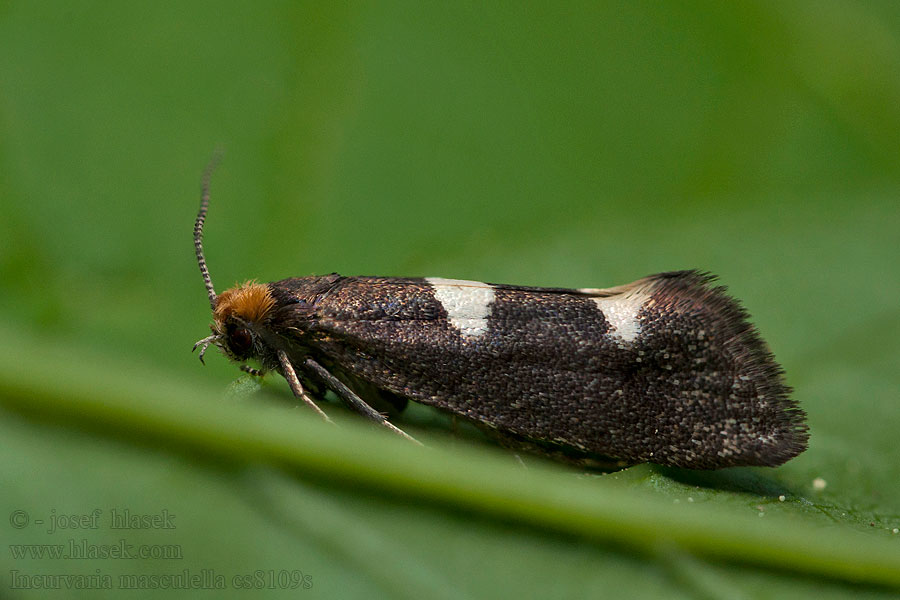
213 281 276 327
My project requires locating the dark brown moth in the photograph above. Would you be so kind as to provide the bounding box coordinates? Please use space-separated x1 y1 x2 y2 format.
193 160 808 469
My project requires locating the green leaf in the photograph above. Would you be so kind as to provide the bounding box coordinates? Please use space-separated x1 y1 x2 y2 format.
2 323 900 598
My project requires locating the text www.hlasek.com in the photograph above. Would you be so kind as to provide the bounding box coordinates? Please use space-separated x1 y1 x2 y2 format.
9 539 182 560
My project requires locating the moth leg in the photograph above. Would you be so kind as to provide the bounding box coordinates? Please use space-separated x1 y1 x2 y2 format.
302 357 422 445
276 350 333 424
240 365 265 377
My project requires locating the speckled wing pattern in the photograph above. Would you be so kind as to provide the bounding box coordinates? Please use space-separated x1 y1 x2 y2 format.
266 270 808 469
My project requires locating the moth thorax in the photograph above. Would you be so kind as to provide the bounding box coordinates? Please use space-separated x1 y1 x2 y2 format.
213 281 276 327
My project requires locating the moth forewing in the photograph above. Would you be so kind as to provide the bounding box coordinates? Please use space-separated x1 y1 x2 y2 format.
263 272 806 469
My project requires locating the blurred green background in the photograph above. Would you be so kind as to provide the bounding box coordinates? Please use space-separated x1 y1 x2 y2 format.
1 2 899 598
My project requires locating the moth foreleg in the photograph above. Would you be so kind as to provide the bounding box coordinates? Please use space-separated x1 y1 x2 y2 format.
302 357 421 445
275 350 333 424
240 365 265 377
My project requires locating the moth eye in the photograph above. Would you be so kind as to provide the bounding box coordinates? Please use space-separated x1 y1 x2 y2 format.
229 327 253 356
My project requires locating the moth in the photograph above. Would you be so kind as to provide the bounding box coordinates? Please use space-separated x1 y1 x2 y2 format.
193 161 808 469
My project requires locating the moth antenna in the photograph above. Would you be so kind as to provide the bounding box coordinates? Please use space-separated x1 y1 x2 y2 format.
195 150 224 311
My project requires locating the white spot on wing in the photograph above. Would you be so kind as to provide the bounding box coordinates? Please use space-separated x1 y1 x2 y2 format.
426 277 495 338
591 287 651 344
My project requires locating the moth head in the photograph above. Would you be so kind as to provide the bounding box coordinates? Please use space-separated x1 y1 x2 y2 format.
206 281 276 362
191 153 275 367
